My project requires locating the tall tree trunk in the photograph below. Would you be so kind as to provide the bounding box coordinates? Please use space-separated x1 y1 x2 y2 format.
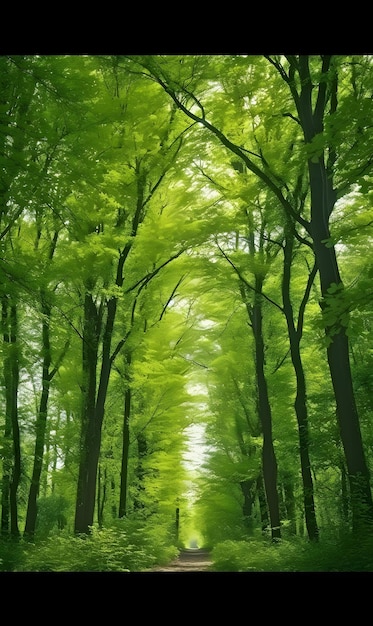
24 294 52 538
233 406 258 532
44 414 52 496
250 276 281 540
2 299 21 539
239 478 255 529
313 210 373 530
74 291 100 534
1 298 11 535
175 505 180 542
340 459 349 526
97 464 107 528
75 286 125 533
119 352 132 518
74 172 146 534
282 229 319 541
294 55 373 530
256 473 269 532
9 320 21 541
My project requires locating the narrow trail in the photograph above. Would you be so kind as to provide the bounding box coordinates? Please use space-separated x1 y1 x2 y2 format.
147 548 213 572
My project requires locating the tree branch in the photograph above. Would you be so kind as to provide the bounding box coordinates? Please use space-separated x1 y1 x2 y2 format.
124 248 186 295
297 260 318 339
49 339 71 381
136 58 311 233
159 274 186 322
217 243 284 314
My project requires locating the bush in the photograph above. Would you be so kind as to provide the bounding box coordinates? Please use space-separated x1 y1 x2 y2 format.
211 533 373 572
35 494 70 538
16 515 179 572
0 537 24 572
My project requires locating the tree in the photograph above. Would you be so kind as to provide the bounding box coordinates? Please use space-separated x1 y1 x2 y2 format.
24 226 70 538
267 55 373 531
1 55 373 570
133 54 373 532
1 294 20 538
215 209 283 541
71 62 189 534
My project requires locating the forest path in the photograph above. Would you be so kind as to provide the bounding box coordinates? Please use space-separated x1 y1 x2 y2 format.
146 548 213 572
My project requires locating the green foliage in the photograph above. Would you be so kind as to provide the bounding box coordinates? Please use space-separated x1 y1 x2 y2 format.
319 281 350 339
0 538 24 572
211 534 373 572
12 516 178 572
35 494 69 538
1 53 373 570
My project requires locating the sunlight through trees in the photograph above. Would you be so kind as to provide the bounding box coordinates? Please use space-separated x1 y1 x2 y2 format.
1 54 373 571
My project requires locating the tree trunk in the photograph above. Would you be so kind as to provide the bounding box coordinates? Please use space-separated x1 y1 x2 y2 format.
256 474 269 532
24 295 52 538
1 298 11 536
9 336 21 541
2 300 21 539
282 230 319 541
97 464 107 528
239 478 256 529
74 183 144 534
74 291 100 534
119 354 132 518
296 55 373 532
251 276 281 540
310 163 373 530
340 460 349 526
75 290 124 533
175 506 180 542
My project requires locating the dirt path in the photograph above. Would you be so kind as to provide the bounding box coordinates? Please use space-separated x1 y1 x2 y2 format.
147 548 213 572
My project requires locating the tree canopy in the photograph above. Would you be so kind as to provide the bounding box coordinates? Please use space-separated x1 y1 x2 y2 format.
1 54 373 571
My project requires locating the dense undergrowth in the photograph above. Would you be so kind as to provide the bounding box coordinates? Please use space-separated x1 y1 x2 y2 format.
2 522 373 572
0 517 179 572
210 533 373 572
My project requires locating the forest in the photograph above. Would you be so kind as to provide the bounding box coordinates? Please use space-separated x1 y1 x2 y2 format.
0 54 373 572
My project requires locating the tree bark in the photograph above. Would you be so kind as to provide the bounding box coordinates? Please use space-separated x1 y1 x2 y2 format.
9 317 21 541
24 294 52 537
281 229 319 541
250 276 281 540
1 298 11 535
74 291 100 534
294 56 373 530
118 352 132 518
97 464 107 528
256 474 269 532
1 298 21 539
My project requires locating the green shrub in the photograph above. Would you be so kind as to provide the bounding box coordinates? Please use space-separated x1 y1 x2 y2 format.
35 494 70 538
17 515 179 572
211 533 373 572
0 538 24 572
